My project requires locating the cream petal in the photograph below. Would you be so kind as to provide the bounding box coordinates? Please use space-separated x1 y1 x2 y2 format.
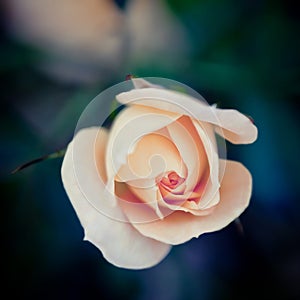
115 176 174 213
116 86 257 144
128 184 164 219
105 105 181 182
70 127 121 214
158 186 214 216
71 127 121 215
124 160 252 245
166 116 209 193
155 116 218 215
191 120 220 209
182 201 216 216
132 78 163 89
213 109 258 144
61 128 171 269
116 87 208 115
94 127 108 183
117 133 186 182
115 182 170 223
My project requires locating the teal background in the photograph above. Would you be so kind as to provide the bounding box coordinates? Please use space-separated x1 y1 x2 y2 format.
1 0 299 299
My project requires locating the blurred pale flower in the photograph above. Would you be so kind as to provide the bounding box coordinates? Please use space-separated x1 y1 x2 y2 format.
4 0 125 83
61 78 257 269
126 0 189 63
3 0 189 83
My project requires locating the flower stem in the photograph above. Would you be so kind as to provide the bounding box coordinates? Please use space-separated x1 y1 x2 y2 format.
11 149 66 174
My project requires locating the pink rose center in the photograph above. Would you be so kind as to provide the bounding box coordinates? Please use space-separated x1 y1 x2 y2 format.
160 171 184 190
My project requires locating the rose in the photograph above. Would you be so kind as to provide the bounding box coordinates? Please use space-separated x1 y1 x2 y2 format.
61 78 257 269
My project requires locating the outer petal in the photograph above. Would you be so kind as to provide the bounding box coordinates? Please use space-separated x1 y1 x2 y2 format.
116 86 258 144
123 159 252 245
61 127 171 269
132 77 163 89
213 109 258 144
191 119 220 209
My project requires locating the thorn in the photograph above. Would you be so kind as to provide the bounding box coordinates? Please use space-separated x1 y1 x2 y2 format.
125 74 138 81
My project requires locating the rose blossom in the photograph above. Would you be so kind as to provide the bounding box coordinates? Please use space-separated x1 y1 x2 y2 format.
61 78 257 269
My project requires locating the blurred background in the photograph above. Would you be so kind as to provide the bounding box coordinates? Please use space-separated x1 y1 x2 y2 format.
1 0 299 299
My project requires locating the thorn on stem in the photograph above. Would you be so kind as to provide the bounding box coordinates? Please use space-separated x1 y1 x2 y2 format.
125 74 136 81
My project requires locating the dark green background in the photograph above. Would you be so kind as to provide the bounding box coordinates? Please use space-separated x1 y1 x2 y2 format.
1 0 299 299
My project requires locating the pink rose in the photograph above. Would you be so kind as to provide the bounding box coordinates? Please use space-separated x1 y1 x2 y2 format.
61 78 257 269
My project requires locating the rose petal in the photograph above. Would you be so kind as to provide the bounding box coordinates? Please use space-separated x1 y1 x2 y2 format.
61 127 171 269
128 184 164 219
117 133 186 181
158 185 214 216
159 116 220 214
213 109 258 144
72 127 123 217
117 177 166 220
116 131 187 220
132 78 163 89
116 85 258 144
191 119 220 209
124 159 252 245
166 116 209 194
115 182 169 223
105 104 181 183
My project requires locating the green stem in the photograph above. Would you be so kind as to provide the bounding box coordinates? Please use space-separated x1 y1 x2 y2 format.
11 149 66 174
